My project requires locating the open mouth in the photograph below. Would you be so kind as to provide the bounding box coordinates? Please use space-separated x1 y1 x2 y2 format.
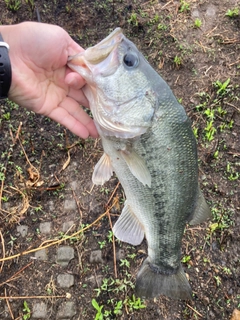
68 28 123 69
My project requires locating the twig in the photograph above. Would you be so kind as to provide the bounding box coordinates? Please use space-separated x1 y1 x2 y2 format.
72 190 83 221
0 295 67 300
225 101 240 113
18 137 40 185
228 59 240 67
0 230 5 273
106 182 120 278
186 304 203 318
0 261 33 287
107 210 117 278
106 182 120 207
4 288 14 320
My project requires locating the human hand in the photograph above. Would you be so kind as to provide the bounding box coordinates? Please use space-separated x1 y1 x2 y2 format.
1 22 98 139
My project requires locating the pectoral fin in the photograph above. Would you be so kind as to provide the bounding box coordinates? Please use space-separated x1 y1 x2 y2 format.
189 188 211 225
92 153 113 185
113 201 145 246
120 150 151 187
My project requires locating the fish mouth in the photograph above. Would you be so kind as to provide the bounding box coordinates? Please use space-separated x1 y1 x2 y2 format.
68 28 123 78
68 28 151 139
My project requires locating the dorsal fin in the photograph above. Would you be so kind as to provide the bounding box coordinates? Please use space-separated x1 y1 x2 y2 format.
189 188 211 225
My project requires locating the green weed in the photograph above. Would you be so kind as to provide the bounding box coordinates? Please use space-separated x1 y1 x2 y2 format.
213 78 231 96
92 299 104 320
194 18 202 28
226 8 239 18
22 301 31 320
174 55 182 68
204 121 217 142
179 0 190 13
125 294 146 312
226 162 239 181
98 240 106 249
92 253 145 318
128 13 139 26
5 0 21 11
25 0 35 11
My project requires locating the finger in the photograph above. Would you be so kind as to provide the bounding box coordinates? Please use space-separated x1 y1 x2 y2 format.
68 87 89 108
58 97 98 138
65 70 86 89
67 39 84 56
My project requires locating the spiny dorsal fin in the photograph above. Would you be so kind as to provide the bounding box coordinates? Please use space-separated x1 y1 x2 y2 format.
120 149 151 187
189 188 211 225
113 201 145 246
92 152 113 185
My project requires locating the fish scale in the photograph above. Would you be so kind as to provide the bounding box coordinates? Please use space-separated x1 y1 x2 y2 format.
68 27 211 300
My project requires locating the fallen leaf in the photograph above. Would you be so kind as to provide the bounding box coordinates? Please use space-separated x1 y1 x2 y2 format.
231 309 240 320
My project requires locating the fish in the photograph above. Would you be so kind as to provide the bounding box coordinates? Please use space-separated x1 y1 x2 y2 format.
68 28 211 300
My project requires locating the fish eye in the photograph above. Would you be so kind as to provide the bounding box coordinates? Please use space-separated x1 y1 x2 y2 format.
123 52 139 68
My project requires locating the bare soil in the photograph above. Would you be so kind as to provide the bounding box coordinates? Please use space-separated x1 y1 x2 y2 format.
0 0 239 319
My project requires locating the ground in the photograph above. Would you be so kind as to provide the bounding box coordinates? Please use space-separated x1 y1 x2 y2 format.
0 0 239 319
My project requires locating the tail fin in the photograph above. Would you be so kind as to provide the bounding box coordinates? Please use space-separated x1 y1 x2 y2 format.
135 259 192 300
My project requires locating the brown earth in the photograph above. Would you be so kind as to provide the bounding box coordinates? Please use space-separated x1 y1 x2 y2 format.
0 0 240 319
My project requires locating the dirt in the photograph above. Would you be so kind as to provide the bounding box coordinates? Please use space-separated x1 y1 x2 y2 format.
0 0 239 319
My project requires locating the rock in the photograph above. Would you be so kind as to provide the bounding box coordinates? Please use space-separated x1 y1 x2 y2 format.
56 246 74 267
57 274 74 288
16 225 28 237
90 250 104 264
116 248 125 261
32 302 48 319
62 221 75 232
64 199 77 211
39 221 52 234
56 301 77 319
87 274 103 286
35 248 47 261
69 180 78 191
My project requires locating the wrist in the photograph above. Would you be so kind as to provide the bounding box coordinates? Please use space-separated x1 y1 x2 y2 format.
0 31 12 99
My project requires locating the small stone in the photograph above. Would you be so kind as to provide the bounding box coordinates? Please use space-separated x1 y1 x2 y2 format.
206 4 217 18
56 301 77 319
90 250 104 264
64 199 77 211
35 248 47 261
39 221 52 234
56 246 74 267
62 221 74 232
87 274 103 286
69 180 78 191
16 225 28 237
116 249 125 261
48 200 55 212
57 274 74 288
32 302 48 319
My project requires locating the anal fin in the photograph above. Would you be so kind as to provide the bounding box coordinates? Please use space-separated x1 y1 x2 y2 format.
113 201 144 246
92 152 113 185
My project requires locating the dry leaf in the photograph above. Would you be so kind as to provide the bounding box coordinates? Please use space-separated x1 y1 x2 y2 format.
231 309 240 320
62 150 71 171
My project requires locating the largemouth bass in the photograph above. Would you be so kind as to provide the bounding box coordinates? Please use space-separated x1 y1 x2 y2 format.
68 28 211 300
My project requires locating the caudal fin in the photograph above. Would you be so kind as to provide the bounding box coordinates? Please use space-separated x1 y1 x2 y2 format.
135 259 192 300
